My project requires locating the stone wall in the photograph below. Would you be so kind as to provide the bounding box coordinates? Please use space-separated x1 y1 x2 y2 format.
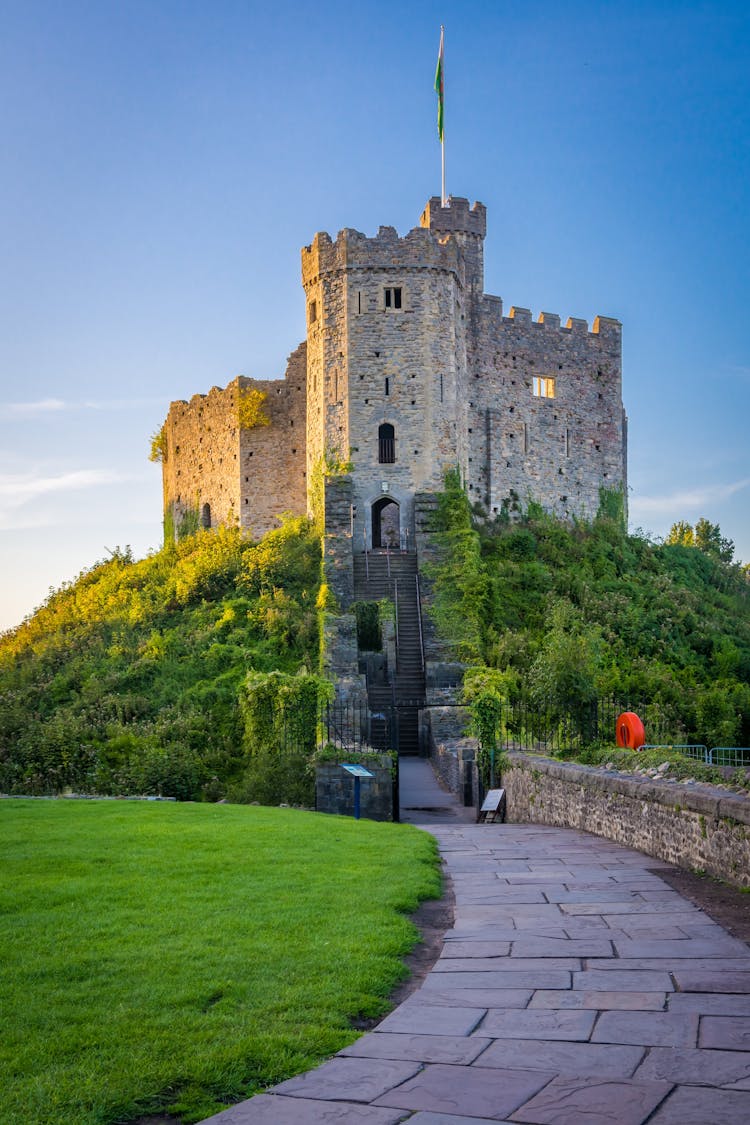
162 349 308 543
315 756 394 821
469 308 625 521
502 753 750 889
238 345 307 538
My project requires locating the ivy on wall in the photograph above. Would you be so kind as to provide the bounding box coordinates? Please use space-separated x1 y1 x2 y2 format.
237 388 271 429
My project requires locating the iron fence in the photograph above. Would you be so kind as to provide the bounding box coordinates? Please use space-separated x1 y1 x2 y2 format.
498 695 647 756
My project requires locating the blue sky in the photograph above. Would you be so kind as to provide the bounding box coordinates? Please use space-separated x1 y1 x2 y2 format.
1 0 748 630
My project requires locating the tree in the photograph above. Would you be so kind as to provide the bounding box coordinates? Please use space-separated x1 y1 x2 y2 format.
665 521 694 548
694 518 735 563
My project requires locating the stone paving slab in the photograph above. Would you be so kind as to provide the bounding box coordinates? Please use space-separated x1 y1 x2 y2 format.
270 1057 421 1101
572 969 674 991
199 1095 408 1124
375 1003 485 1036
588 957 750 973
667 992 750 1015
340 1032 491 1064
509 937 614 957
438 941 512 958
423 969 572 990
373 1063 556 1119
529 989 667 1011
477 1007 596 1040
635 1045 750 1086
407 1115 511 1125
509 1076 673 1124
591 1010 699 1047
613 937 750 958
672 970 750 992
700 1015 750 1050
407 1111 512 1120
474 1037 645 1076
560 899 701 914
434 957 582 972
408 987 533 1008
648 1085 750 1123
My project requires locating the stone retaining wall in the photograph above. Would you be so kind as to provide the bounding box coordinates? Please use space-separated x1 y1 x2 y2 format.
502 753 750 889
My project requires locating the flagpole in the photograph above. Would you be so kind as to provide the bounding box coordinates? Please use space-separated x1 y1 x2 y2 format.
435 25 446 206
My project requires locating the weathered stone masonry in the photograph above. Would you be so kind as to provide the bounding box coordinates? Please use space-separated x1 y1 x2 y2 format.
159 196 627 550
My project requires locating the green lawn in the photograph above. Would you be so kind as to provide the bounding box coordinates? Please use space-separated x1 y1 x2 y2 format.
0 799 441 1124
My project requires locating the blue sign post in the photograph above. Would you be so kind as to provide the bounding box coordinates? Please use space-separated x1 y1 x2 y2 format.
341 764 374 820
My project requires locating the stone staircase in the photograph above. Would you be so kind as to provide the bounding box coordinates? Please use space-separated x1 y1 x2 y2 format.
353 552 425 756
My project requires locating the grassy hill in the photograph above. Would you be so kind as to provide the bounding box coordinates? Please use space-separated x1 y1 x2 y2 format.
426 472 750 750
0 517 322 799
2 478 748 799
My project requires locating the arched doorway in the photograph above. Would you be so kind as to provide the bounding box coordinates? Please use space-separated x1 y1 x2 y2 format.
372 497 400 549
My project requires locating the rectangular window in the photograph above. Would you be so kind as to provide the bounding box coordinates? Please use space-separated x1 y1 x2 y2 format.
384 287 402 309
385 377 390 396
533 375 556 398
309 299 317 324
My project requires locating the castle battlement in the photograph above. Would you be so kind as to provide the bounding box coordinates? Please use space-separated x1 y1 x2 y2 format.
301 220 464 287
419 195 487 238
481 305 621 344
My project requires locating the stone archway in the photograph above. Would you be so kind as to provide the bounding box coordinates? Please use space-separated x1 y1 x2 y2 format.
372 497 400 549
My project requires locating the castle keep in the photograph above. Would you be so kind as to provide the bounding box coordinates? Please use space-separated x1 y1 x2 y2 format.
161 196 626 559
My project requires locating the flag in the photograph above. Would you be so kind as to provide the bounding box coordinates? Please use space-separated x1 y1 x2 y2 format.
434 27 444 142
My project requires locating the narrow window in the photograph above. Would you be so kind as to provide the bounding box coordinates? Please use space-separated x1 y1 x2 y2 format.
357 290 361 314
523 422 529 453
309 299 317 324
378 423 395 464
532 376 556 398
440 373 444 402
201 503 211 529
385 377 390 396
565 428 570 457
384 287 402 309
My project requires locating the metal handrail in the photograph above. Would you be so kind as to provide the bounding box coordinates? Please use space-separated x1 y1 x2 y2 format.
415 572 425 676
394 578 399 673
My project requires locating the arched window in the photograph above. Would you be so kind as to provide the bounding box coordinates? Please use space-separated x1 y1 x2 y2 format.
378 423 395 464
201 503 211 529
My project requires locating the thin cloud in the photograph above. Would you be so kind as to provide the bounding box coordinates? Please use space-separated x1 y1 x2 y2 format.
631 478 750 516
0 469 130 516
2 396 166 417
0 469 139 532
5 399 67 416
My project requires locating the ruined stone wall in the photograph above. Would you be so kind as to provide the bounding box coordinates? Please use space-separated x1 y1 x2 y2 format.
238 345 307 538
162 348 308 543
162 382 242 535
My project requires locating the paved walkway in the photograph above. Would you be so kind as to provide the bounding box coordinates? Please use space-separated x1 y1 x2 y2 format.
203 761 750 1124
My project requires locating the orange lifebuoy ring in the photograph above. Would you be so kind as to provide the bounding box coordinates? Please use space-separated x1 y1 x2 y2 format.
616 712 645 750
